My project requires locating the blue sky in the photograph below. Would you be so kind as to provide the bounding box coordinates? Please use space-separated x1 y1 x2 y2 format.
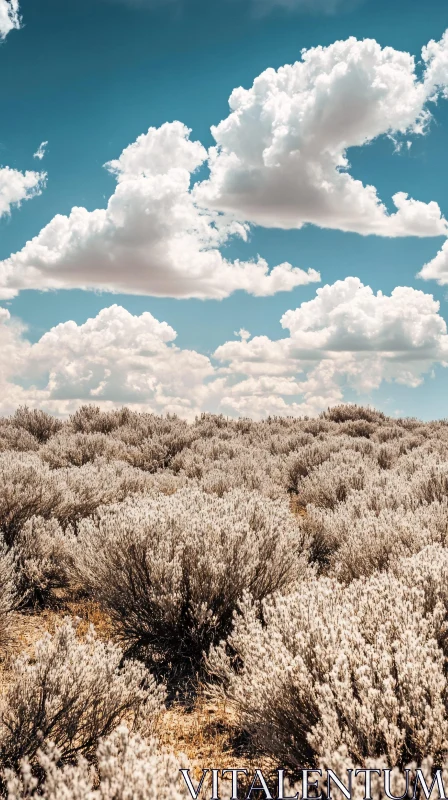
0 0 448 419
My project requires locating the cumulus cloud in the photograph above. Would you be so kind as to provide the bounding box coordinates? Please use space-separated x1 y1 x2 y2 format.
33 141 48 161
195 33 448 236
214 277 448 417
0 304 217 418
417 241 448 286
0 122 319 300
1 279 447 419
0 166 46 219
27 304 215 417
0 0 20 40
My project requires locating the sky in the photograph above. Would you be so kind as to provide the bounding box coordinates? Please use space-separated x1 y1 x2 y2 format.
0 0 448 419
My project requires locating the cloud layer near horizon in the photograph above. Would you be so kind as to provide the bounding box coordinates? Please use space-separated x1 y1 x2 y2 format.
1 277 447 419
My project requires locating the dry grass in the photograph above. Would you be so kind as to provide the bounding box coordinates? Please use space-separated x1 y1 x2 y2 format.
159 696 273 777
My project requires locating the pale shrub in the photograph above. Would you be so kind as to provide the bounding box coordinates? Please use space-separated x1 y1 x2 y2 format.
56 461 159 528
0 423 39 454
0 454 65 547
11 408 62 444
316 749 448 800
303 499 448 580
283 441 340 493
5 726 186 800
0 543 17 652
13 517 76 607
209 573 448 767
297 450 370 510
322 404 386 424
0 452 159 545
76 488 309 692
40 432 128 468
395 545 448 648
0 618 164 772
68 405 131 434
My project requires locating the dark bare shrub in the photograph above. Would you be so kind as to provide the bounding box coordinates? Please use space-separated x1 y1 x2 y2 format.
76 488 309 694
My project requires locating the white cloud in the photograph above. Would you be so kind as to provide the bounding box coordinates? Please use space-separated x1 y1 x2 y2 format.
214 277 448 417
27 304 215 417
0 166 46 219
0 0 20 40
417 240 448 286
234 328 251 340
0 304 216 418
0 4 46 218
194 33 448 236
0 122 319 300
33 141 48 161
1 279 447 419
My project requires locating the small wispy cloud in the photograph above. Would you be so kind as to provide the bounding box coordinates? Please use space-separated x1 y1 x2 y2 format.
234 328 251 341
33 141 48 161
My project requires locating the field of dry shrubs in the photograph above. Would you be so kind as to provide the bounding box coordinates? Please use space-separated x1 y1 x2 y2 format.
1 403 448 796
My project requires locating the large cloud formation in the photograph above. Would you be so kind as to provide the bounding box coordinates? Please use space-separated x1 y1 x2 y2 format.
3 32 448 299
195 33 448 236
1 278 447 418
0 122 319 299
0 0 20 39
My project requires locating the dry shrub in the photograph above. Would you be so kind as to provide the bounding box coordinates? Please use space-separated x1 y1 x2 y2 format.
209 573 448 768
11 408 62 444
2 402 448 774
0 423 40 454
0 544 17 652
13 517 76 607
68 405 131 434
75 488 309 693
5 727 187 800
0 454 65 548
297 450 369 510
0 618 164 772
40 432 128 468
0 452 158 547
322 404 386 424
